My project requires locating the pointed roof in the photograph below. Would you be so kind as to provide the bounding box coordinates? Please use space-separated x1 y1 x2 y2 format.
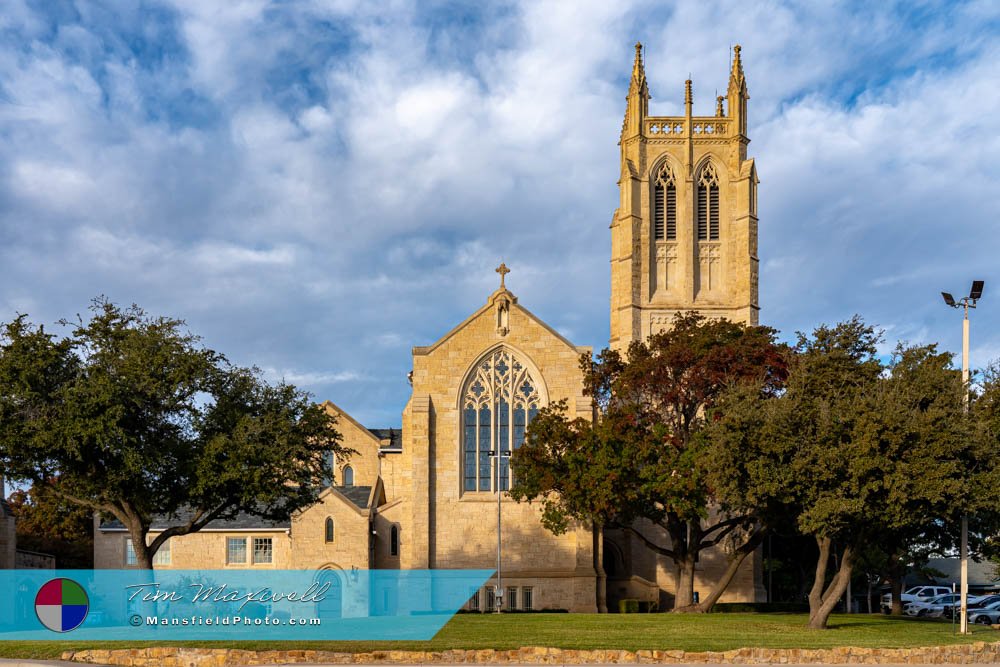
629 41 649 98
728 44 747 94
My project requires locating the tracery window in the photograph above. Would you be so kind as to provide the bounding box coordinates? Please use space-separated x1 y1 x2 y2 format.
697 163 720 241
462 348 542 492
653 162 677 241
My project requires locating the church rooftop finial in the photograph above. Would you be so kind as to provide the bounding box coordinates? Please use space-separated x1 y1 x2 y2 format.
631 41 646 83
495 262 510 289
730 44 745 83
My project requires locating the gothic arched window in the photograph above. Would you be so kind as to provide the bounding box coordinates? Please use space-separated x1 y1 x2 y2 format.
653 162 677 241
462 348 542 492
323 451 335 486
325 517 334 543
343 466 354 487
697 163 720 241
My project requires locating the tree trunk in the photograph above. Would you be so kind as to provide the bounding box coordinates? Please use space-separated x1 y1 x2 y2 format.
809 544 854 629
807 536 832 617
867 577 873 615
126 523 154 570
695 528 767 612
887 555 904 615
673 552 697 608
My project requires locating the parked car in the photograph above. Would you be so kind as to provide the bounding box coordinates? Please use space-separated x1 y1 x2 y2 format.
943 594 1000 620
968 600 1000 625
905 593 961 617
881 586 952 613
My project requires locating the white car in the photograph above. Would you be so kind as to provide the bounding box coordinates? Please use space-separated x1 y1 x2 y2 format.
905 593 960 617
882 586 952 612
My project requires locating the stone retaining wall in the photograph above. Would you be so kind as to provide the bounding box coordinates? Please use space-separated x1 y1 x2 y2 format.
63 642 1000 666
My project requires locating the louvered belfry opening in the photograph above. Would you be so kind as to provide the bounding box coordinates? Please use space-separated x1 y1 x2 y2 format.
653 162 676 241
697 162 720 241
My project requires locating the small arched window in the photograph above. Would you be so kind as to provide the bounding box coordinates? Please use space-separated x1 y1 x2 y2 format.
323 451 335 486
343 466 354 487
653 162 677 241
325 517 334 543
390 525 399 557
697 163 720 241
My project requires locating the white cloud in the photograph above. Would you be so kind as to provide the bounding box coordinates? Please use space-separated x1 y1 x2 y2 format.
1 0 998 424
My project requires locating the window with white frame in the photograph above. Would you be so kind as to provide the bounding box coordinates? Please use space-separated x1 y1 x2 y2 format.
227 537 247 564
468 588 480 611
462 348 542 492
485 587 496 612
343 465 354 487
125 538 137 566
152 538 171 565
252 537 273 564
507 586 518 611
522 586 533 611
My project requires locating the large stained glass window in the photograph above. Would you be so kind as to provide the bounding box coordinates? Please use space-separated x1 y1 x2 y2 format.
462 348 542 492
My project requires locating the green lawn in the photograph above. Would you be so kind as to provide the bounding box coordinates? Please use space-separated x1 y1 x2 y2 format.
1 613 996 660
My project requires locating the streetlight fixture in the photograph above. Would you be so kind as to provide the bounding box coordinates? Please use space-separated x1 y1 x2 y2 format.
488 448 512 614
941 279 984 635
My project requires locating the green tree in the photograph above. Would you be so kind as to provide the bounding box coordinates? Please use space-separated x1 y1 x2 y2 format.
0 299 351 569
706 319 974 628
970 363 1000 582
8 480 94 568
511 313 788 611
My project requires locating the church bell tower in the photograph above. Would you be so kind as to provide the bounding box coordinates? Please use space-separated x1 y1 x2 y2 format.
610 43 759 351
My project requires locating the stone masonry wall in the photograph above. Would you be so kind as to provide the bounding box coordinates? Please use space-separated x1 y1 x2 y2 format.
65 641 1000 666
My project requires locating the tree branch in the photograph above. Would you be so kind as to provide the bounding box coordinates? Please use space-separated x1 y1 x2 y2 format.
617 524 677 559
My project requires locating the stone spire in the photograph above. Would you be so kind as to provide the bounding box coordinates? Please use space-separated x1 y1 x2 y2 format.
631 41 646 88
621 42 649 141
728 44 746 91
727 44 749 138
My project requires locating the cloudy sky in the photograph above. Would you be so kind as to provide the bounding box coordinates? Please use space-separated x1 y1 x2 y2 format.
1 0 998 428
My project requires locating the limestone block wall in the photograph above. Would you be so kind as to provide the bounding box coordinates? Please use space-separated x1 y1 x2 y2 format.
289 490 371 570
379 452 408 504
93 528 292 569
372 501 404 570
406 290 598 611
321 402 381 488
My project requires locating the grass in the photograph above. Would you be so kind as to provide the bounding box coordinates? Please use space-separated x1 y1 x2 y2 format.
1 613 997 660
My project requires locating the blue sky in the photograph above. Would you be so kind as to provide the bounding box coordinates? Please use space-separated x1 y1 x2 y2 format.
1 0 998 428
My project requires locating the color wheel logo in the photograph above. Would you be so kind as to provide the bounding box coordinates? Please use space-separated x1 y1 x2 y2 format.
35 578 89 633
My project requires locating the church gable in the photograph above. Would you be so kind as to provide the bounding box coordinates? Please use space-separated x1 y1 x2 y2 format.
409 281 591 417
319 400 381 489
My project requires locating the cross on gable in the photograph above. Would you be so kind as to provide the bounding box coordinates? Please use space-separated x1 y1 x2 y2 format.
495 262 510 289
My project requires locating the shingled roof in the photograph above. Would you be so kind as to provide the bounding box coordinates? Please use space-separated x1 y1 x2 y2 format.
335 485 372 509
99 507 291 531
368 428 402 450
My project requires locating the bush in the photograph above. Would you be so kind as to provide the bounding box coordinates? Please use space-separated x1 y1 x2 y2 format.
619 599 640 613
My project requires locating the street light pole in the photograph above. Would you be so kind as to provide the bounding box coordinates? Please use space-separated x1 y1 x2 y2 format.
941 280 983 635
489 449 511 614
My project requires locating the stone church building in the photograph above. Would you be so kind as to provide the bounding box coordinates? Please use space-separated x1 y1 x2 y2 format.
94 44 763 612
